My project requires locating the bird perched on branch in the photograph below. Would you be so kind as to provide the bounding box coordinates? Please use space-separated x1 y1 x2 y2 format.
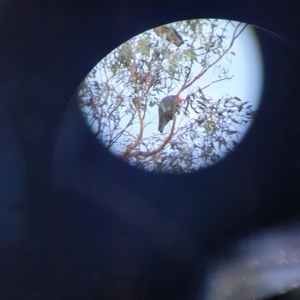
153 26 184 47
158 95 184 133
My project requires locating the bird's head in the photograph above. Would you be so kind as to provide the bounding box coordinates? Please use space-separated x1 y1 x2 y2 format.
176 97 184 105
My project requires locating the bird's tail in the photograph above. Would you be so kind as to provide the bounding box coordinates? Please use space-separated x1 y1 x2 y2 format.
158 124 164 133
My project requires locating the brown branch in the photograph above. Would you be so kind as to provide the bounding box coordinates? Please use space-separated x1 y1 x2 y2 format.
91 66 120 136
176 22 248 97
201 76 233 90
106 110 136 149
119 52 146 157
120 49 165 158
119 95 144 157
120 115 177 159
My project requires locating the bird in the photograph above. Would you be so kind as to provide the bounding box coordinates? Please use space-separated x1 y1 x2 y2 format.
158 95 184 133
153 26 184 47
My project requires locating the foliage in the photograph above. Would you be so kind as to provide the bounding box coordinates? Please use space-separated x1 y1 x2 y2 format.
77 19 255 173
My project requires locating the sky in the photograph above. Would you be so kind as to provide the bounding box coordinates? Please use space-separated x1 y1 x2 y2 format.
189 22 264 144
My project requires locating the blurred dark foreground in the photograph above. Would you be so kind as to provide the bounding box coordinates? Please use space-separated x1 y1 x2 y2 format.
0 0 299 299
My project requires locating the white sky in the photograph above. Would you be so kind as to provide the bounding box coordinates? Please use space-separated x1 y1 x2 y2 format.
198 24 263 111
188 23 264 144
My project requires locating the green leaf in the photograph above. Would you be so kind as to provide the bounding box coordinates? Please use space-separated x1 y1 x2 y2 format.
161 49 171 59
231 118 240 124
168 66 175 77
153 49 160 59
218 141 222 149
227 130 237 135
197 101 207 108
184 49 198 62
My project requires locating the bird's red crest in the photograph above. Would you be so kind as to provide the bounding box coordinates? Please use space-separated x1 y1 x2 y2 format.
177 97 184 105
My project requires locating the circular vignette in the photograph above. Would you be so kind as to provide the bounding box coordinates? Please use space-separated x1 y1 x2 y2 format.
75 19 263 174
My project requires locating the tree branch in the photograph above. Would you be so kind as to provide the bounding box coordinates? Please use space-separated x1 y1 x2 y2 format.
201 76 233 90
120 115 177 159
176 23 248 97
